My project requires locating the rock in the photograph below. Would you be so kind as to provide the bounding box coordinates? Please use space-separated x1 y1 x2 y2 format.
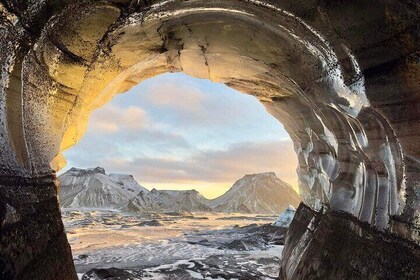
78 254 89 260
216 216 275 221
221 237 267 251
163 211 194 217
82 268 144 280
280 203 420 279
137 220 163 227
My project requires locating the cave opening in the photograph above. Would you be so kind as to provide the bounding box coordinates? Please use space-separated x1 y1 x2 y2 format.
0 1 419 279
58 72 301 278
58 72 300 198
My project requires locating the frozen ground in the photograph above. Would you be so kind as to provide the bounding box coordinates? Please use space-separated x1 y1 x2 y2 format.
62 210 286 279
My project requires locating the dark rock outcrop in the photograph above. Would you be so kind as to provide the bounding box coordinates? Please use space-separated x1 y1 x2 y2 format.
0 176 77 279
137 219 163 227
280 203 420 280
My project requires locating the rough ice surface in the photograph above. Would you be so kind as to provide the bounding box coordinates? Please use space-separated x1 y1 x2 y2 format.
0 0 419 279
273 205 296 228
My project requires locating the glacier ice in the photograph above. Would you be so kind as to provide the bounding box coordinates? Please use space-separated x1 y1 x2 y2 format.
0 0 418 279
273 205 296 228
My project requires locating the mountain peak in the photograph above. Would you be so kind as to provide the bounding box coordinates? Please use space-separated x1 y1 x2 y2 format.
66 166 106 176
58 167 148 208
209 172 300 214
242 172 277 179
87 167 106 174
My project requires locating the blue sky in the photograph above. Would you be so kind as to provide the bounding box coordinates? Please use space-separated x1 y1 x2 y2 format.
62 73 298 198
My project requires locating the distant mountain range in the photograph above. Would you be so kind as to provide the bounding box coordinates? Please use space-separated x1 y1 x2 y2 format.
58 167 300 214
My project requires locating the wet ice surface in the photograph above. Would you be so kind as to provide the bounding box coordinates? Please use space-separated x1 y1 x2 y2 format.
62 210 284 279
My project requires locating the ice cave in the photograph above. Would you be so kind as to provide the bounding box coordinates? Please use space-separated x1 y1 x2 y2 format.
0 0 419 279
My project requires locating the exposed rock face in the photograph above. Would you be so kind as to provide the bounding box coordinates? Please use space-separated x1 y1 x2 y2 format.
210 172 300 214
0 176 77 280
0 1 419 279
280 203 420 280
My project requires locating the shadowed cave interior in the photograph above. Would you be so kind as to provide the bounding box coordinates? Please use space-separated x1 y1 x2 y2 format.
0 0 419 279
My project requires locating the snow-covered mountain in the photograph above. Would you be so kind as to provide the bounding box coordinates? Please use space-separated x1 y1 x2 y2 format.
209 172 300 214
59 168 300 215
58 167 211 212
59 167 149 209
147 189 212 212
121 190 160 213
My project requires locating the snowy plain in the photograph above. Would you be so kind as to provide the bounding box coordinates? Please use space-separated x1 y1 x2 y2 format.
63 210 286 280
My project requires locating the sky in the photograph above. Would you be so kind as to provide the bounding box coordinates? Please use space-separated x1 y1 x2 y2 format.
61 73 298 198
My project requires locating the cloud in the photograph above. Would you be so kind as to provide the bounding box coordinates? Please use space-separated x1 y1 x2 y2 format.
119 128 193 152
139 78 256 127
88 105 149 133
73 140 298 188
145 82 206 110
65 127 192 162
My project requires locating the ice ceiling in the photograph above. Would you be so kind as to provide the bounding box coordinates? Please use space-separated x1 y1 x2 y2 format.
0 0 419 279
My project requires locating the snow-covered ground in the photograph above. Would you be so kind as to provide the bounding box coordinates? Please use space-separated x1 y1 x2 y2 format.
62 210 285 279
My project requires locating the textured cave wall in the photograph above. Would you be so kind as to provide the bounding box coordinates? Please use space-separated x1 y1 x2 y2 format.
0 0 419 279
280 203 420 280
0 175 76 279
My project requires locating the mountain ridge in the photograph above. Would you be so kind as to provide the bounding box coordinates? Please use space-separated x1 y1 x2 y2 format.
58 167 300 214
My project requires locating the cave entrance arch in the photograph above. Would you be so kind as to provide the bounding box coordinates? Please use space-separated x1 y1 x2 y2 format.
0 1 418 279
59 71 300 199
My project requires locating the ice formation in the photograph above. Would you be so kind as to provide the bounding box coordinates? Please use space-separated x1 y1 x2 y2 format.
0 1 418 279
273 205 296 228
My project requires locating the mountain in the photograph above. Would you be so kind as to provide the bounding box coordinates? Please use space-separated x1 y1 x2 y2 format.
59 168 300 215
209 172 300 214
122 191 160 213
58 167 211 212
147 189 212 212
59 167 149 209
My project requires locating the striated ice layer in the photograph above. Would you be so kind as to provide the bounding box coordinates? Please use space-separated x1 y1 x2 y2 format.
273 205 296 228
0 0 417 236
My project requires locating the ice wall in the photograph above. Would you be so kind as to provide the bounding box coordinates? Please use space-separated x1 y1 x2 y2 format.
1 0 417 232
0 0 418 279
